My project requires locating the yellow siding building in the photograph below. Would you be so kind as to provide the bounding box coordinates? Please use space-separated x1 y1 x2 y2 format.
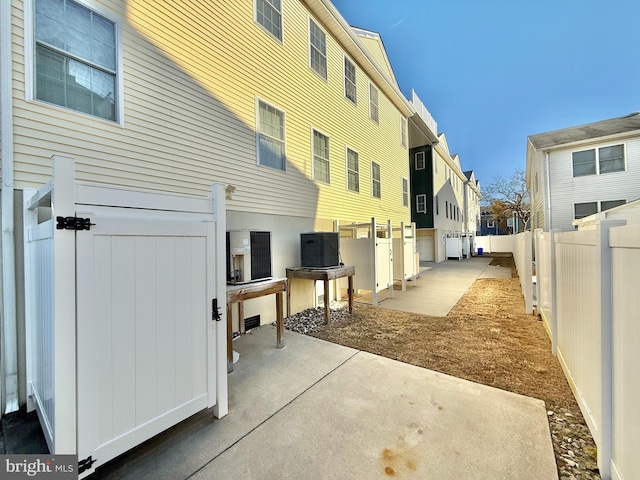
4 0 415 326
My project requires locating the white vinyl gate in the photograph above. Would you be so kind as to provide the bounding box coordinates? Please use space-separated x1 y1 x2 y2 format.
23 155 228 477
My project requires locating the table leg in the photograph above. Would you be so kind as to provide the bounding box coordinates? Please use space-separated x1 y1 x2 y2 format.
348 275 354 314
324 279 330 324
238 301 244 334
287 278 291 317
276 291 285 348
226 302 233 373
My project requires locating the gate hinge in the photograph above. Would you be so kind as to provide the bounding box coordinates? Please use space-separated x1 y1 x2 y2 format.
56 216 94 230
78 456 96 473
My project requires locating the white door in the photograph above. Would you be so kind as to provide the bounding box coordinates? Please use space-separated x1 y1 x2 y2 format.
75 215 216 470
417 233 434 262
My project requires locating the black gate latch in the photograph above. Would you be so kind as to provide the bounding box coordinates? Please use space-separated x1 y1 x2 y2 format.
212 298 222 321
56 216 94 230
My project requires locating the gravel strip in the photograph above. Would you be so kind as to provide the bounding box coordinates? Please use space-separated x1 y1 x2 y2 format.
283 301 350 334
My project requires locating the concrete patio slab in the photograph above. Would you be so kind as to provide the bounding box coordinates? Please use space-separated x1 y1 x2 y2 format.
378 257 493 316
478 265 513 279
95 326 557 480
93 326 358 479
193 331 557 480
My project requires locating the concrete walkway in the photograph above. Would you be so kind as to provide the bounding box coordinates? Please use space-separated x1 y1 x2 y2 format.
380 256 500 316
96 325 558 479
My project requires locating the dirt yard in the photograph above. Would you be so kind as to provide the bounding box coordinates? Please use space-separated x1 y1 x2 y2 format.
302 256 601 479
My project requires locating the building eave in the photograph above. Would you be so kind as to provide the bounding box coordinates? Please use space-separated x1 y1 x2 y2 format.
303 0 413 117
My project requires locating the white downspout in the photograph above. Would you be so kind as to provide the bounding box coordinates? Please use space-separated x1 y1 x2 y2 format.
1 0 18 414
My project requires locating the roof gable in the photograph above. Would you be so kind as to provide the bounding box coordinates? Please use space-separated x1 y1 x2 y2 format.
352 28 399 88
437 133 450 157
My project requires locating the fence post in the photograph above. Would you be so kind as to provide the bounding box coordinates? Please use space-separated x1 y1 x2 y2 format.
371 217 378 306
387 219 393 299
549 230 559 356
51 154 77 454
522 231 533 314
597 219 625 479
211 183 228 418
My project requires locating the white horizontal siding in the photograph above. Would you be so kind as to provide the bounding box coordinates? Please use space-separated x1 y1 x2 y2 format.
549 137 640 230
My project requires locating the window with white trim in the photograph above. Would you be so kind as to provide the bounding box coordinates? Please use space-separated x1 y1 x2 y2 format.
435 195 439 215
487 220 495 228
572 144 625 177
257 100 286 170
402 178 409 207
346 148 359 192
445 200 449 218
574 202 597 219
256 0 282 41
369 83 379 122
415 151 425 170
401 117 407 147
371 161 381 199
309 18 327 80
35 0 117 121
344 56 357 104
601 199 626 211
312 129 330 183
416 194 427 213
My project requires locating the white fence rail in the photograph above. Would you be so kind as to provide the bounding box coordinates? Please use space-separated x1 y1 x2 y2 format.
531 220 639 480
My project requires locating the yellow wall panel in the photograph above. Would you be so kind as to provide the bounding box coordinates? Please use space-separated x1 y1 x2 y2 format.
11 0 411 225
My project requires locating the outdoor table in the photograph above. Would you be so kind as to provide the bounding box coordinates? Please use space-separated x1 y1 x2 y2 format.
226 278 287 373
285 265 355 324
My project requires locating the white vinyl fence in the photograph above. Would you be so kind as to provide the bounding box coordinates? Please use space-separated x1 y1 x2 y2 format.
512 231 533 314
24 155 228 477
474 235 514 254
531 220 640 480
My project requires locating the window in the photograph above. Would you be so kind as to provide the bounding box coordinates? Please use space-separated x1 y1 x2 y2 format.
344 56 356 104
416 194 427 213
309 18 327 80
599 145 625 173
487 220 495 228
369 83 379 122
257 100 286 170
574 202 598 219
402 178 409 207
572 144 625 177
601 199 626 211
35 0 117 121
415 151 425 170
572 149 596 177
435 195 439 215
346 148 359 192
401 117 407 147
445 200 449 218
312 129 330 183
256 0 282 41
371 161 381 199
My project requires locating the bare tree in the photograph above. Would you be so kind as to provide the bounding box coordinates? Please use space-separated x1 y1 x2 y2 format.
482 168 530 233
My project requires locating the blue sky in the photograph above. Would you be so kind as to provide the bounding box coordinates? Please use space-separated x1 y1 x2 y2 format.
332 0 640 186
